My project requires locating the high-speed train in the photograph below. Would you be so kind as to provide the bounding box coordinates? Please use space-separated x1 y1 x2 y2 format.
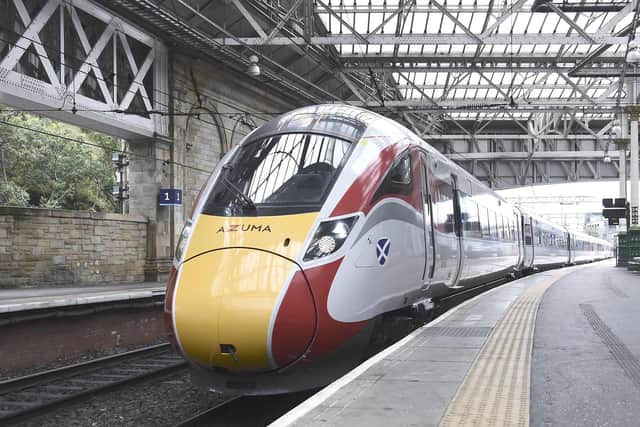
164 105 612 395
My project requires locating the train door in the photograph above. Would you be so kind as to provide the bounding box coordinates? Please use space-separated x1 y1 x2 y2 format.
515 211 523 268
419 152 435 283
522 214 534 268
451 174 464 286
422 154 462 288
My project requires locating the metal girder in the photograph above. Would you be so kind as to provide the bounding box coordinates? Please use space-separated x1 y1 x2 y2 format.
480 0 529 37
395 83 615 91
555 71 598 105
447 151 621 160
596 4 633 35
343 65 629 74
368 0 416 36
338 53 625 63
212 34 627 45
316 5 519 14
315 0 368 44
448 156 620 189
428 0 483 44
341 98 620 108
173 0 342 102
262 0 305 44
229 0 267 38
544 2 596 44
424 134 607 140
0 0 167 138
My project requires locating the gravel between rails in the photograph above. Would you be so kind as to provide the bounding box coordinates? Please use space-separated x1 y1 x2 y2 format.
0 338 169 382
13 368 227 427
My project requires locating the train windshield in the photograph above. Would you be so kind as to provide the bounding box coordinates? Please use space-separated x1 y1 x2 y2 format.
201 133 351 216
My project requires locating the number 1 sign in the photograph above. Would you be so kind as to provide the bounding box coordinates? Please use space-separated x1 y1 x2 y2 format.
159 189 183 206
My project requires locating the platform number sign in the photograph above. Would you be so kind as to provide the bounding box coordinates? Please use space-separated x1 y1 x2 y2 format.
159 189 182 206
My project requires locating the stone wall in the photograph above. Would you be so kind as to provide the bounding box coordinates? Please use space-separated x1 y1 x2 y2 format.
0 53 300 287
0 207 148 288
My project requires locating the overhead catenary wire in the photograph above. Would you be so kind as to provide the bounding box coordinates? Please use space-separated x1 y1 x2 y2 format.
0 117 212 175
0 22 297 118
0 29 286 132
0 29 290 153
0 29 278 119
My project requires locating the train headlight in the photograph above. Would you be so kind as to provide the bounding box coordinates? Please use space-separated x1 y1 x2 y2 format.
304 216 358 261
174 219 193 265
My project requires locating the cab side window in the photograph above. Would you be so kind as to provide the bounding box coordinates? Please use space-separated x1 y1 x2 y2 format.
372 151 413 201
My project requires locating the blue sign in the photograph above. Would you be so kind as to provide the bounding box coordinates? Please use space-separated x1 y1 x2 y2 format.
376 238 391 265
159 189 182 206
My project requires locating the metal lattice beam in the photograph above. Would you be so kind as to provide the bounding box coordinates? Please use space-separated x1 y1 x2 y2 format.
0 0 168 138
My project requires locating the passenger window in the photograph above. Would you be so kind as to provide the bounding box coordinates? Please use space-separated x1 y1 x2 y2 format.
372 152 412 201
432 177 455 234
492 212 500 239
463 197 482 237
480 207 490 237
524 222 532 245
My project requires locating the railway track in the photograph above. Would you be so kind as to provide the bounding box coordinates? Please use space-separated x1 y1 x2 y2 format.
175 391 317 427
0 343 186 424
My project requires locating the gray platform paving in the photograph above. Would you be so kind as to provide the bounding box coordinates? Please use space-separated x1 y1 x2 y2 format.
532 263 640 427
273 260 640 427
0 282 166 313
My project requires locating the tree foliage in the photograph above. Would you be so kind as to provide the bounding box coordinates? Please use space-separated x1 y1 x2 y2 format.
0 111 121 211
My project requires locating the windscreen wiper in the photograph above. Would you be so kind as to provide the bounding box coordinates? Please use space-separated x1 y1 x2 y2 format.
221 165 256 210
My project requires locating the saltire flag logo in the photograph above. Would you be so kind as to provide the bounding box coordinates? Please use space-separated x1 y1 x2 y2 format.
376 238 391 265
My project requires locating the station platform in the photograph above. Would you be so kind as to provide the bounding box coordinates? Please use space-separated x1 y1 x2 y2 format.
0 282 166 313
273 260 640 427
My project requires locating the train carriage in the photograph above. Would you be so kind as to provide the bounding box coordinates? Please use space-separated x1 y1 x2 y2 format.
165 104 612 395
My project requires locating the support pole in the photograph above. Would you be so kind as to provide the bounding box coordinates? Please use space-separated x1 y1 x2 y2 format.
626 105 640 227
619 113 628 200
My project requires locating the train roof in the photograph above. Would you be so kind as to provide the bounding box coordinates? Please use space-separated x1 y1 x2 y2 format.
243 104 612 247
245 104 382 145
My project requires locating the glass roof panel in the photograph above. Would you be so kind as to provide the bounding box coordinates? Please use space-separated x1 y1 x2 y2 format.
410 13 428 33
440 14 456 34
469 13 484 33
381 16 399 33
322 1 622 121
554 18 571 34
513 14 531 34
525 13 546 33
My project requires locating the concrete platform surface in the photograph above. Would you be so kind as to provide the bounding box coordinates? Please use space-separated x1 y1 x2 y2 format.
0 282 166 313
272 260 640 427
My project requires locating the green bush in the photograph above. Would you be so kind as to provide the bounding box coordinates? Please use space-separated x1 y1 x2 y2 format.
0 181 29 207
0 112 121 211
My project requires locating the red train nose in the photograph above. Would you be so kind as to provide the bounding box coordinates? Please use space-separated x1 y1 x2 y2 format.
270 271 317 368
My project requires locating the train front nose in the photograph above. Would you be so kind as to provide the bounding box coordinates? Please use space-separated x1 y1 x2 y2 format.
172 248 316 373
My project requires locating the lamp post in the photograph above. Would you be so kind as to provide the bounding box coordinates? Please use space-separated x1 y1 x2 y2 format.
625 41 640 228
611 121 626 201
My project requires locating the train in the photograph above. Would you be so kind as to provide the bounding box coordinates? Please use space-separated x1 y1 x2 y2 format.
164 104 613 395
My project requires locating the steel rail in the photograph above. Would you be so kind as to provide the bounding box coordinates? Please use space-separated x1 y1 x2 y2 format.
173 392 318 427
0 343 186 424
173 396 244 427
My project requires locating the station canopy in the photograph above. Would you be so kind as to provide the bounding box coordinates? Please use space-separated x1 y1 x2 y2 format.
104 0 636 133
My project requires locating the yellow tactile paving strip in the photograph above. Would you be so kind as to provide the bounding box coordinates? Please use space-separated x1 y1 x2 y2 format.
439 270 574 427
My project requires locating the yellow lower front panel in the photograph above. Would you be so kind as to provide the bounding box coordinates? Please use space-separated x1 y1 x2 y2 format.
173 248 297 372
